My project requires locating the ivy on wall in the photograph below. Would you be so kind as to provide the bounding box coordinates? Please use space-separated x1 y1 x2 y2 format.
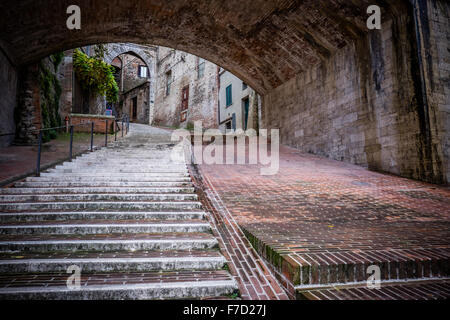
39 55 63 142
73 49 119 103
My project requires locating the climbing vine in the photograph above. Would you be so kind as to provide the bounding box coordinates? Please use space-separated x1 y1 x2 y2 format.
39 58 62 142
73 49 119 103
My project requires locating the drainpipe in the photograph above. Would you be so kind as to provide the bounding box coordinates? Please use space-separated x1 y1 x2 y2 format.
411 0 431 135
411 0 437 182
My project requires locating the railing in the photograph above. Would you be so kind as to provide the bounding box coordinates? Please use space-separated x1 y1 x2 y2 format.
35 115 130 176
0 115 130 179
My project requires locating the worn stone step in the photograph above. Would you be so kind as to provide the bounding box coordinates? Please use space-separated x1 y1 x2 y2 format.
0 187 195 195
26 176 191 182
296 279 450 300
56 163 187 168
0 193 198 203
40 172 190 178
0 251 226 273
76 156 179 161
14 181 193 188
0 233 218 252
0 201 202 212
0 211 207 222
0 221 211 235
0 271 237 300
49 168 188 174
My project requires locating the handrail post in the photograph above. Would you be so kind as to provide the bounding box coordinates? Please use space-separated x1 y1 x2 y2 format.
127 115 129 134
36 131 43 177
122 117 124 138
114 120 117 141
105 120 108 147
69 125 74 161
90 122 94 152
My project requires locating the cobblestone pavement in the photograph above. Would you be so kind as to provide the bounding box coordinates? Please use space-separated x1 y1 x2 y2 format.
199 143 450 299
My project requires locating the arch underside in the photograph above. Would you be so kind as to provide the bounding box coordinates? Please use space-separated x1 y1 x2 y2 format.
105 44 155 71
0 0 406 94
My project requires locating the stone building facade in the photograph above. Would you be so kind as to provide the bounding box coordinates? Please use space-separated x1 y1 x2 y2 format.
105 43 157 124
218 68 259 133
110 52 152 124
153 47 218 129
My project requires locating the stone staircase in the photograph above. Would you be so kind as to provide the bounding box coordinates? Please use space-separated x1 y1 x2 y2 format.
0 128 238 299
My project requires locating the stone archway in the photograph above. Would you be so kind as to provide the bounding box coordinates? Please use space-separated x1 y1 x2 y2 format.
104 43 157 124
0 0 448 183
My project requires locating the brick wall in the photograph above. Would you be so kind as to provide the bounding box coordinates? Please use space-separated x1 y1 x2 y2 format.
264 5 449 185
0 50 18 147
70 114 116 134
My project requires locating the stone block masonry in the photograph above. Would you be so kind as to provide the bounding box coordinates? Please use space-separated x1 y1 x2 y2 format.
0 50 17 147
0 0 448 185
263 1 449 185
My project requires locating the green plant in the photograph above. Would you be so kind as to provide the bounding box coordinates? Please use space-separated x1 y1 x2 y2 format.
186 122 195 131
73 49 119 103
39 62 62 142
51 52 64 70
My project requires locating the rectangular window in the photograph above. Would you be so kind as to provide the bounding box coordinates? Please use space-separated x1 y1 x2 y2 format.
138 65 148 78
181 85 189 111
165 71 172 96
198 58 205 78
226 84 232 107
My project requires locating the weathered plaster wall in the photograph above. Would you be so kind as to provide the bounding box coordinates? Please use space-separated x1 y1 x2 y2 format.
218 70 256 132
153 47 218 129
123 82 150 124
264 5 448 184
0 50 17 147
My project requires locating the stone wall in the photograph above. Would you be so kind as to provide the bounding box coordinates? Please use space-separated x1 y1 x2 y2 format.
0 50 18 147
122 55 149 93
14 56 63 145
263 3 449 184
123 81 150 124
153 47 218 129
422 0 450 184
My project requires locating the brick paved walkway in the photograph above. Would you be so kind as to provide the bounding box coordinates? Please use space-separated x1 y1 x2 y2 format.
199 144 450 299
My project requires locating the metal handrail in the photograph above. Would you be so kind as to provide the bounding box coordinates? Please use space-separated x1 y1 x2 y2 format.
35 115 130 176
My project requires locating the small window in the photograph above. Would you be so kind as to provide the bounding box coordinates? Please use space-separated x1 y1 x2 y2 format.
198 58 205 78
226 84 232 107
165 71 172 96
138 65 148 78
242 82 248 90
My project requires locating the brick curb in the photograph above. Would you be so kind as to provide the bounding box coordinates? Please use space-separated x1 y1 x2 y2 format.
189 164 290 300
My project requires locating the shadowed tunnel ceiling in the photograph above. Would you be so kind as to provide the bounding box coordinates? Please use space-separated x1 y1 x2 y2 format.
1 0 406 93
